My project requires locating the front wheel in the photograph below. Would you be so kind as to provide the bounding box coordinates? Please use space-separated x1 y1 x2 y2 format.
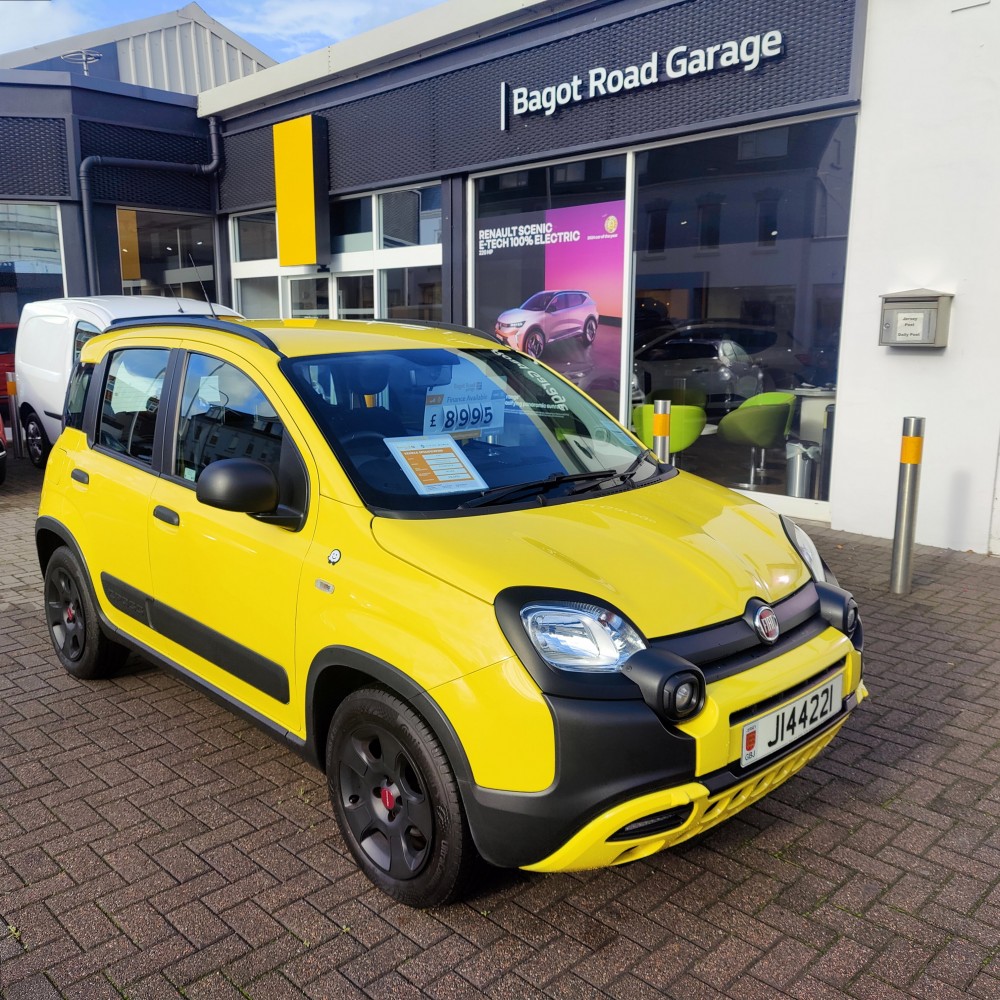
523 328 546 358
580 316 597 345
43 547 129 679
327 688 476 907
23 411 49 469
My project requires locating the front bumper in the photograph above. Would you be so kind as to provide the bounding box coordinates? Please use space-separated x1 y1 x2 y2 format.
524 679 866 872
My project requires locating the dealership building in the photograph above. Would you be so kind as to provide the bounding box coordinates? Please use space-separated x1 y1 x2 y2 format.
1 0 997 554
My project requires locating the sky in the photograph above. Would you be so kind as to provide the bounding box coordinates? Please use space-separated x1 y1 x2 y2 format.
3 0 444 62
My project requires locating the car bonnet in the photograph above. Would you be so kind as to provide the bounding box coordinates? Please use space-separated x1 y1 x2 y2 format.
370 474 811 637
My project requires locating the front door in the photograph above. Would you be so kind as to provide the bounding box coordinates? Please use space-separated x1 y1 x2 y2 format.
147 350 314 732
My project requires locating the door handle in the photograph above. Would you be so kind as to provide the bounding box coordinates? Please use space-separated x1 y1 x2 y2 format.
71 468 89 484
153 505 180 526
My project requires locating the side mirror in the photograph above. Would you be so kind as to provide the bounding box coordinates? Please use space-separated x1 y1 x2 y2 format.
196 458 279 514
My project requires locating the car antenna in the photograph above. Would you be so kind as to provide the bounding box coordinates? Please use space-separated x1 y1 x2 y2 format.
164 273 185 313
188 252 218 320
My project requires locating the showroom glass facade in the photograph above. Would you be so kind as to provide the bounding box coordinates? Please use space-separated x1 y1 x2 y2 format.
472 115 855 499
0 203 64 327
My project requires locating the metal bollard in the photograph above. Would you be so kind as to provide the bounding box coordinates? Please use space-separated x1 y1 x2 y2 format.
652 398 671 462
890 416 924 595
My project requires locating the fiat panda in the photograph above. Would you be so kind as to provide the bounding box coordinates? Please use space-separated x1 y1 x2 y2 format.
36 315 866 907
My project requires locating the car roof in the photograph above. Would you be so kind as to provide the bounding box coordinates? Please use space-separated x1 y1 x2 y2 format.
19 295 238 326
85 316 499 362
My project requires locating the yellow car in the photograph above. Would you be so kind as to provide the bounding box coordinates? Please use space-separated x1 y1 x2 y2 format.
36 316 866 907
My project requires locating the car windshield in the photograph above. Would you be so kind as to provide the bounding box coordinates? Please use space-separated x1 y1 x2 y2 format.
521 292 555 311
284 347 660 514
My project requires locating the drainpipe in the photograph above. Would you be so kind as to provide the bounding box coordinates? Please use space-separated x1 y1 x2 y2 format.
80 116 223 296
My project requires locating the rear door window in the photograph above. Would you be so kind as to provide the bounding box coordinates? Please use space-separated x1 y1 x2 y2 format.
96 348 169 465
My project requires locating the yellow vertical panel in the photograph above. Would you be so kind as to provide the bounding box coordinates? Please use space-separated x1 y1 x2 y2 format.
117 208 140 281
274 116 318 266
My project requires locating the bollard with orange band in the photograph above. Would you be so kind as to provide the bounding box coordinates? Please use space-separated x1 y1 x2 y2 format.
652 398 671 462
890 416 925 595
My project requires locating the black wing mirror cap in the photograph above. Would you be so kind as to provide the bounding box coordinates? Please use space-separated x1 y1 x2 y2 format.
196 458 279 514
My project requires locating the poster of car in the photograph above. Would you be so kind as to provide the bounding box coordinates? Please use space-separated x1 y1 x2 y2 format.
475 199 626 413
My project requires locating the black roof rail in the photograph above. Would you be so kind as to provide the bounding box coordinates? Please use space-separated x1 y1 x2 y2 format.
104 315 284 357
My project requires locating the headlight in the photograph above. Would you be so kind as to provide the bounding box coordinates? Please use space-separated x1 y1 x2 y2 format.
781 515 828 582
499 320 525 330
520 601 646 672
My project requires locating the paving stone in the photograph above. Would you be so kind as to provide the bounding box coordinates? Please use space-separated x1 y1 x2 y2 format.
4 462 1000 997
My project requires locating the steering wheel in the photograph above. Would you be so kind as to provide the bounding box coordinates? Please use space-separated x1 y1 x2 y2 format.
339 429 388 449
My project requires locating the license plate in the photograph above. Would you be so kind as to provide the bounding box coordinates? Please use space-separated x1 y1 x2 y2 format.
741 674 843 767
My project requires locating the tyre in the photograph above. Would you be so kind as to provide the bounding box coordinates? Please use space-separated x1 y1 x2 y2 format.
24 411 49 469
523 328 545 358
580 316 597 346
43 547 129 680
327 687 476 907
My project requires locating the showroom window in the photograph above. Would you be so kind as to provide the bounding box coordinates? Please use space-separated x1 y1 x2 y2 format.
474 155 627 415
0 203 64 323
117 209 216 300
234 211 277 261
632 115 856 501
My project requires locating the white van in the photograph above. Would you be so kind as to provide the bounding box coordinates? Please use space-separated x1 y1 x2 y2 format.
14 296 240 467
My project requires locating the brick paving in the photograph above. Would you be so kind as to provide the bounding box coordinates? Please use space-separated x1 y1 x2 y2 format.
2 452 1000 999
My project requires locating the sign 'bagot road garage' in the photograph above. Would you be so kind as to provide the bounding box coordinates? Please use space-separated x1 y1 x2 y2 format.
501 29 784 129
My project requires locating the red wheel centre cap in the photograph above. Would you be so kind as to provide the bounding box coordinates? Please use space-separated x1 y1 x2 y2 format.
380 787 395 810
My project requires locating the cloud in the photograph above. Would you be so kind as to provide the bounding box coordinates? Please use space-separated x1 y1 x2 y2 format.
2 0 96 55
212 0 442 60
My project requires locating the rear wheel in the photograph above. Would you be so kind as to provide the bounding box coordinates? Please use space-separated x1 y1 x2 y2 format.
24 411 49 469
43 547 128 679
327 687 476 907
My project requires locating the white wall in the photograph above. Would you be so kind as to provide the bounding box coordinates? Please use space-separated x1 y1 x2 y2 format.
831 0 1000 553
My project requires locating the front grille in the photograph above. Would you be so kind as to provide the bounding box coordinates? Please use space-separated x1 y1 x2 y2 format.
650 581 826 684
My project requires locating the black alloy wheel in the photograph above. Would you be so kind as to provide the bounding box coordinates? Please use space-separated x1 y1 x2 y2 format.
43 547 127 679
581 316 597 345
327 688 476 907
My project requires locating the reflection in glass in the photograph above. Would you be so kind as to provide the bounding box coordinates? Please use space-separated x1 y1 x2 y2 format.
384 267 441 323
235 211 277 261
117 208 216 301
379 186 441 248
337 275 374 319
330 197 373 253
236 276 279 318
290 278 330 318
632 116 855 499
0 202 64 322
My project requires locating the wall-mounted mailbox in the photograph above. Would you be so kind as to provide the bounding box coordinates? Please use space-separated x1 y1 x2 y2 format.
879 288 953 348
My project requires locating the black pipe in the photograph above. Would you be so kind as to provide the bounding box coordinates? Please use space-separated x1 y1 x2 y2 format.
80 117 223 296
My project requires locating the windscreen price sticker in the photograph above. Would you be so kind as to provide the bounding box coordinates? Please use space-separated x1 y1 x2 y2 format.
423 388 506 437
385 436 489 495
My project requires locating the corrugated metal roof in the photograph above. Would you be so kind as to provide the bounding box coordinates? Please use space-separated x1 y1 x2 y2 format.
0 2 276 96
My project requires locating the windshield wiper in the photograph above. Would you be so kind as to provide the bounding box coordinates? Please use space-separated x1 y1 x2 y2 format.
459 469 615 509
567 450 655 494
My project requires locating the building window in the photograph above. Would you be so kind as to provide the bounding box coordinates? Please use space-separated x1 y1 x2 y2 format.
383 266 441 323
330 197 373 254
698 201 721 250
235 276 279 318
379 186 441 248
756 195 780 247
117 208 215 300
234 211 277 261
0 203 64 324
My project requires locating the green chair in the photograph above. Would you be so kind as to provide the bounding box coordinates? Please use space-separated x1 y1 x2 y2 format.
738 390 796 435
716 402 791 488
632 404 707 464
